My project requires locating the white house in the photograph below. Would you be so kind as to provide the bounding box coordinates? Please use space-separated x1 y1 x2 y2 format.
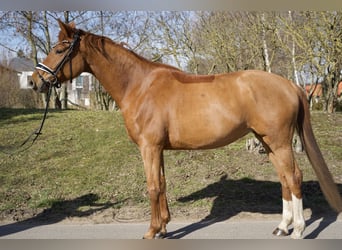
67 72 96 107
8 56 34 89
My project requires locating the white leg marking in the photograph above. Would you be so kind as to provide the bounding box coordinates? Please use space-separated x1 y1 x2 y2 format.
277 199 293 234
291 193 305 239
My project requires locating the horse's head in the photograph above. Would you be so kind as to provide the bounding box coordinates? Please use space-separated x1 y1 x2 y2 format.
30 20 86 93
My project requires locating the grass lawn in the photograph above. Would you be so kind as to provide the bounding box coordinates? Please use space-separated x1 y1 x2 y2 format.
0 108 341 222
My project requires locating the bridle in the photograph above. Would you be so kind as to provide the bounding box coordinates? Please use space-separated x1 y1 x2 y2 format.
35 30 81 90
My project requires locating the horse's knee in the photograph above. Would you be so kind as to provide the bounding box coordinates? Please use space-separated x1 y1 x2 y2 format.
148 187 161 201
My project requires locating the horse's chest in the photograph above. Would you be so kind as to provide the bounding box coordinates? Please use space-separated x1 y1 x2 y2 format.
122 106 164 145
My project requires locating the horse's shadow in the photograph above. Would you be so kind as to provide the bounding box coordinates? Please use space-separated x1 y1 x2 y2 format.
0 193 120 237
165 174 341 239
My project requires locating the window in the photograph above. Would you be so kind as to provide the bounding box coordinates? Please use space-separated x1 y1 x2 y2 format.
26 75 32 88
76 76 83 88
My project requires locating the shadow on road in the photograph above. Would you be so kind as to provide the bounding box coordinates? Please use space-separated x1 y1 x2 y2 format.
165 174 341 239
0 193 119 237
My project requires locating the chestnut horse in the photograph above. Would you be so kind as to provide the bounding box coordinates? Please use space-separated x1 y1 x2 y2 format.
31 20 342 239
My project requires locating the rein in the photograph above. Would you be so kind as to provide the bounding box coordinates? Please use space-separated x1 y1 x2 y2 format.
0 30 81 155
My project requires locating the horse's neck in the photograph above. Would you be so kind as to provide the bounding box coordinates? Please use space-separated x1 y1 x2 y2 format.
84 41 154 108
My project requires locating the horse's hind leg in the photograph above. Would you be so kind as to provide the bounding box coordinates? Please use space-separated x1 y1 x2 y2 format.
268 146 305 239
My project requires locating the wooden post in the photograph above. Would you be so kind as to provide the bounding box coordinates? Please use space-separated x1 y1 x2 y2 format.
61 83 67 109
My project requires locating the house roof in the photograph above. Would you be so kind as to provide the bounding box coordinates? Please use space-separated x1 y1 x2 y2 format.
8 57 35 72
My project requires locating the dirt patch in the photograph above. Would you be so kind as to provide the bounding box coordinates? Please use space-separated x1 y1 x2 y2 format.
2 204 339 226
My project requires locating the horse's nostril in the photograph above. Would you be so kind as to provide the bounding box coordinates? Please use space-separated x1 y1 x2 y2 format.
30 80 38 91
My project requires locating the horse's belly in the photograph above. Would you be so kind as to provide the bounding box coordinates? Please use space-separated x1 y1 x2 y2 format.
166 116 248 150
164 85 248 149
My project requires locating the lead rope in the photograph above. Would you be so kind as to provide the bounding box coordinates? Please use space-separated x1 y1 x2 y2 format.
0 84 54 155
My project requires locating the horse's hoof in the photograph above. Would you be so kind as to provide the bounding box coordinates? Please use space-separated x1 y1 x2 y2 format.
142 232 166 239
273 227 289 236
142 234 153 239
154 232 166 239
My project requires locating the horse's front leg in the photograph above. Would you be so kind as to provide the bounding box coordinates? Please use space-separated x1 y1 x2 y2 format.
158 157 171 238
140 145 164 239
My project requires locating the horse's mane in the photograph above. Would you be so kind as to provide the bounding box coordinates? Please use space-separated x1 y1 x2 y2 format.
81 30 179 71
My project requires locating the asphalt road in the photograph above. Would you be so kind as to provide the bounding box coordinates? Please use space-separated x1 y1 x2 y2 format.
1 216 341 239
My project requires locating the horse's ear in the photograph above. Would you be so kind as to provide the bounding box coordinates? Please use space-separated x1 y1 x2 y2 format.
57 19 75 38
69 22 76 29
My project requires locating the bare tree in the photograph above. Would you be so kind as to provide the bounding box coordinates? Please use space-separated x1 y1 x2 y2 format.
2 11 340 112
282 11 342 113
288 11 300 86
260 12 272 72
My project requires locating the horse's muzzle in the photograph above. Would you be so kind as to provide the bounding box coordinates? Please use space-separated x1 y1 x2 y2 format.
29 79 50 93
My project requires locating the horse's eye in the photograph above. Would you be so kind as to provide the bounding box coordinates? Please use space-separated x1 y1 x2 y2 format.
55 49 64 54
